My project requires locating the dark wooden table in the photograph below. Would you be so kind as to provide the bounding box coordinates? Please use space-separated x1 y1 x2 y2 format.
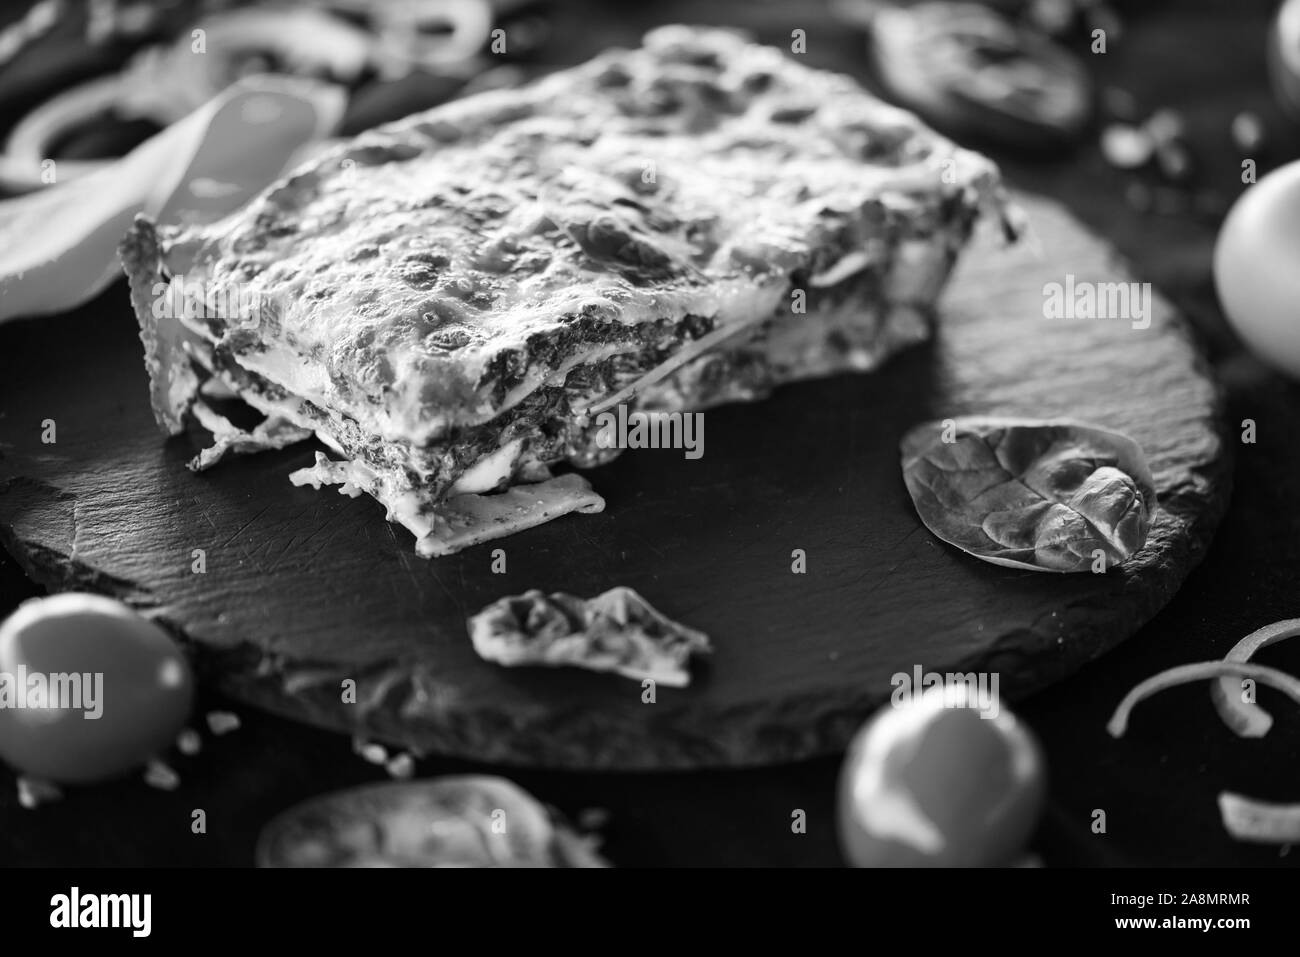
2 0 1299 866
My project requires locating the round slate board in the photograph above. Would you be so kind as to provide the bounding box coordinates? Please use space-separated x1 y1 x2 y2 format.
0 193 1229 769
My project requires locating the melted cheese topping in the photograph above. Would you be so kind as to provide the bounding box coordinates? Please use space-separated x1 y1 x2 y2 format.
134 25 1006 448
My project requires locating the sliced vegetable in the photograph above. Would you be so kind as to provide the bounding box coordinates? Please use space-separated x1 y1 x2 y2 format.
0 78 344 323
1107 660 1300 738
868 2 1092 150
1210 619 1300 738
1218 792 1300 844
1111 624 1300 847
900 416 1156 573
257 776 607 868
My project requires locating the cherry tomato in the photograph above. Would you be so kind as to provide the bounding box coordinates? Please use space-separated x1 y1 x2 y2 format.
1214 160 1300 380
837 685 1045 867
0 593 193 784
1268 0 1300 119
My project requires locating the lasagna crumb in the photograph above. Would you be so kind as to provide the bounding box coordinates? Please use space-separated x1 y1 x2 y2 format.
467 586 711 686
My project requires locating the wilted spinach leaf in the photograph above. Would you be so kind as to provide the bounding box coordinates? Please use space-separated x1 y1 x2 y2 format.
900 417 1157 573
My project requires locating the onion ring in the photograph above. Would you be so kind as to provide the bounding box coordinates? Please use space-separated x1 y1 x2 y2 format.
1 6 376 190
365 0 494 79
1106 660 1300 738
2 73 134 187
1210 618 1300 738
868 1 1091 150
1 2 503 190
1218 791 1300 844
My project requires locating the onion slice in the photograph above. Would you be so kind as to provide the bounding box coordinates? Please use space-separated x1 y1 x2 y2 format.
1210 618 1300 738
1106 661 1300 738
1218 791 1300 844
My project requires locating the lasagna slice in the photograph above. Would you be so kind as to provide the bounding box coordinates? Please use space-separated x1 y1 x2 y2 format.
120 25 1016 557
